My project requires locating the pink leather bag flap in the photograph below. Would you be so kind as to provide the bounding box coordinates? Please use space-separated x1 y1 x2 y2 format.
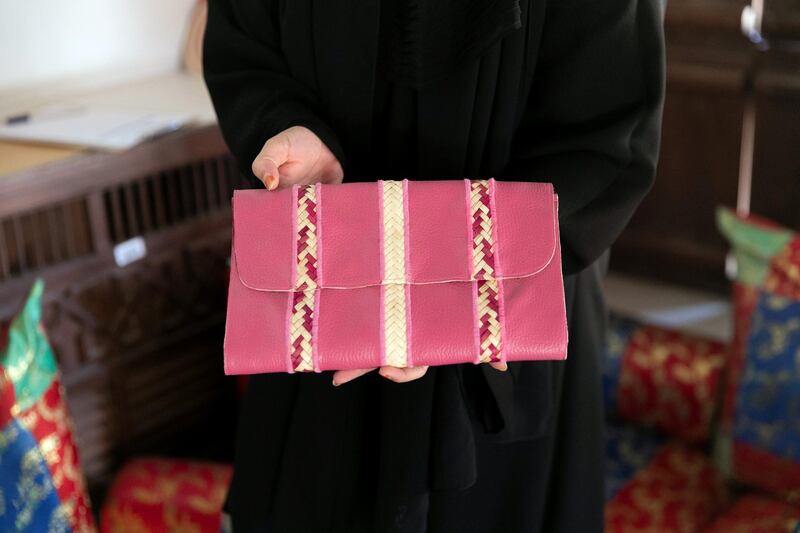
224 179 568 374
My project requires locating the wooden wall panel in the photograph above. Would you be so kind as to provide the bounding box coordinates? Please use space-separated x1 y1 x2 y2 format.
610 0 800 292
750 63 800 230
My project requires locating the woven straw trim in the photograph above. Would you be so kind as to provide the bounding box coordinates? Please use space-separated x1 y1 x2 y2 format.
382 181 406 284
470 180 502 363
383 283 408 367
470 181 496 281
476 279 502 363
290 289 315 372
295 185 318 290
291 185 318 372
382 181 409 367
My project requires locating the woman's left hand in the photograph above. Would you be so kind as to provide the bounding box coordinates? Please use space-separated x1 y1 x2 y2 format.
332 361 507 387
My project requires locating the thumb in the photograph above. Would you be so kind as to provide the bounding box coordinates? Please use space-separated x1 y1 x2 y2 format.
252 136 290 190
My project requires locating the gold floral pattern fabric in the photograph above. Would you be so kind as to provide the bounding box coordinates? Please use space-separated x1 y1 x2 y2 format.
605 444 730 532
605 314 727 444
100 458 232 533
718 208 800 500
0 280 96 532
701 494 800 533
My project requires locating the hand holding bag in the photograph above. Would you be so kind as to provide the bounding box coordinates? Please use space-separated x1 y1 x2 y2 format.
224 179 568 374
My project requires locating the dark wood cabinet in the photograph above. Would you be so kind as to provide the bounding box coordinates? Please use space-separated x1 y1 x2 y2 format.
611 0 800 292
0 126 245 498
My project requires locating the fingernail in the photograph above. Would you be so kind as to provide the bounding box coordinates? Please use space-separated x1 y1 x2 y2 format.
264 174 278 190
332 379 340 387
379 370 395 381
497 362 508 371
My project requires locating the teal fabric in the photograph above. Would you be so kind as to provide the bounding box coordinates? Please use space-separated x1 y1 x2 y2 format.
1 280 57 413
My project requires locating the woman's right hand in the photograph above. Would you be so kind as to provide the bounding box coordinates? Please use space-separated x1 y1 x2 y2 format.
251 126 344 190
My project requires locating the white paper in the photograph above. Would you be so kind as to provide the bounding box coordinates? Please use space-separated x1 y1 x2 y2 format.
0 108 189 151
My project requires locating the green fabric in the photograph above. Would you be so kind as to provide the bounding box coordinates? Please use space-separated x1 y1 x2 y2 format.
0 280 57 412
716 207 793 287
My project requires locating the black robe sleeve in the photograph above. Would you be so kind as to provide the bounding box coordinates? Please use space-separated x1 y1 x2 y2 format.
202 0 346 183
504 0 666 276
478 0 666 449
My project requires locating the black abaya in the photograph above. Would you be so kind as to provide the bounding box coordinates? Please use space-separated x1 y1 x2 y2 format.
202 0 665 531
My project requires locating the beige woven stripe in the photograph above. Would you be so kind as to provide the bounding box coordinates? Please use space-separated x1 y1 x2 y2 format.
470 180 496 281
291 289 315 372
384 284 408 367
477 279 501 363
295 185 318 290
382 181 406 284
470 180 502 363
382 181 408 368
290 185 318 372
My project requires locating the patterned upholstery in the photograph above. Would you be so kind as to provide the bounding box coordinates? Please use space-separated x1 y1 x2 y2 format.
717 208 791 433
603 321 732 532
603 253 800 529
0 280 95 532
701 494 800 533
603 313 727 443
604 419 666 501
605 443 730 532
717 207 800 500
100 458 232 533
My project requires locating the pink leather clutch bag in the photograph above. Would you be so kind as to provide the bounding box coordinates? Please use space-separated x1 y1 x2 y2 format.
224 179 568 374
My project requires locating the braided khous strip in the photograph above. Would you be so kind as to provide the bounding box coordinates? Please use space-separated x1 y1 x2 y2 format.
382 181 409 368
470 180 503 363
290 185 318 372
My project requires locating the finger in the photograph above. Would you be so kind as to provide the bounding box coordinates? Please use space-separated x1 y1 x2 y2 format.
256 156 280 190
332 367 375 386
379 365 429 383
252 137 290 190
490 361 508 372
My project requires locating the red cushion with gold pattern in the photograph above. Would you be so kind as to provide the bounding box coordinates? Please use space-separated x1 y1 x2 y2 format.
100 457 231 533
605 444 730 532
608 319 727 443
701 494 800 533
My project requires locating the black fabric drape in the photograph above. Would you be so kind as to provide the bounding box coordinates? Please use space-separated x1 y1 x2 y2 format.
203 0 665 530
376 0 522 88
